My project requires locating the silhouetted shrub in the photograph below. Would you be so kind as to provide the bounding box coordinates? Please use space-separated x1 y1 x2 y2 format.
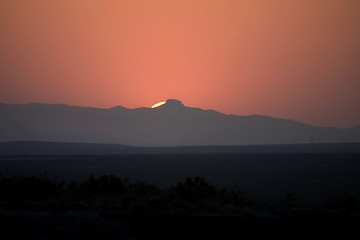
79 174 128 196
325 194 360 211
169 199 198 213
0 175 251 213
0 174 64 201
170 177 217 202
127 181 160 196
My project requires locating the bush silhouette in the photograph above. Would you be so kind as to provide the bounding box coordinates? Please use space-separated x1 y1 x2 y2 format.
325 194 360 211
170 177 217 202
79 174 128 196
0 174 250 213
0 174 64 201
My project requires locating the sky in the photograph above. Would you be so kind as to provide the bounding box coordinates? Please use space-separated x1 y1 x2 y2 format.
0 0 359 128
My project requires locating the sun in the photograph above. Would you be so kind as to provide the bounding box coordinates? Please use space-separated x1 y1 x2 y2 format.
151 101 166 108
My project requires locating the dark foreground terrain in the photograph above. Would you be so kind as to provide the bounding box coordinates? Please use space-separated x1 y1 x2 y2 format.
1 142 360 238
1 152 360 203
1 209 359 239
0 174 360 239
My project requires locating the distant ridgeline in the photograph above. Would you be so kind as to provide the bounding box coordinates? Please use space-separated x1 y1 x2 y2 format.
0 100 359 146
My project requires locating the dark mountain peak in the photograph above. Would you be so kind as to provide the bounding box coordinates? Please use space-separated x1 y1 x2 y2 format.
110 105 128 110
165 99 184 107
156 99 186 109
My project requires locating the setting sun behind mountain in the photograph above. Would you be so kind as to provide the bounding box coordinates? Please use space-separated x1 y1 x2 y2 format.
151 101 166 108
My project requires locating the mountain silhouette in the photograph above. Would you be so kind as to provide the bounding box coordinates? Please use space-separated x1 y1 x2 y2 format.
0 99 359 146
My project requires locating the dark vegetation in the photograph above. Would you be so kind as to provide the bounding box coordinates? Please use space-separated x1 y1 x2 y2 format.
1 150 360 238
1 174 360 214
1 174 360 239
0 174 250 213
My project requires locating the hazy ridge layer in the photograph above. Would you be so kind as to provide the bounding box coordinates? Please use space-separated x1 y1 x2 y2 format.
0 100 359 146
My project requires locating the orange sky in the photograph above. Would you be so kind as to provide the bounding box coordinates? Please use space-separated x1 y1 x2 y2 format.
0 0 359 128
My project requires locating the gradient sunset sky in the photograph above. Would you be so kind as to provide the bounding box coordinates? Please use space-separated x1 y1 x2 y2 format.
0 0 359 128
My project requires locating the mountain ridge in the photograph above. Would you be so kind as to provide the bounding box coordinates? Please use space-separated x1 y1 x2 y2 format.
0 99 358 146
1 100 354 129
